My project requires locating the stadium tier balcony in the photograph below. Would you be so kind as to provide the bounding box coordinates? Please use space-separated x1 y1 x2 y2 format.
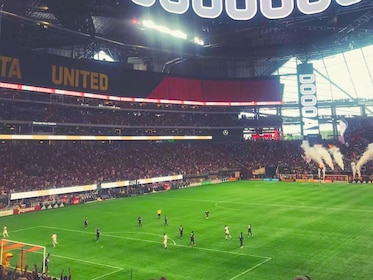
0 89 282 137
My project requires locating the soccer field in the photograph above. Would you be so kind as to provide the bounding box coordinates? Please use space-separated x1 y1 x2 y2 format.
1 181 373 280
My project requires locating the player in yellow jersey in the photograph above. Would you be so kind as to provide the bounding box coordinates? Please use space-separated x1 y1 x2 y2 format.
157 209 162 219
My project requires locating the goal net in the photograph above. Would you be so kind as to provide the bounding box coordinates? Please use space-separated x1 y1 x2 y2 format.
1 239 46 273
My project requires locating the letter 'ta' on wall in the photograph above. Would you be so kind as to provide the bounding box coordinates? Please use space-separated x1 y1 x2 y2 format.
297 63 320 137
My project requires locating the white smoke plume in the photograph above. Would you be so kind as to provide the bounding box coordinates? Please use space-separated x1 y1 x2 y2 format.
301 140 324 168
313 144 334 170
328 145 344 170
301 140 335 170
356 143 373 171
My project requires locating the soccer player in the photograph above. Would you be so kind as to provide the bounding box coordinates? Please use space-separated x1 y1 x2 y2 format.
189 231 195 246
3 225 9 238
84 217 88 230
157 209 162 219
163 233 168 248
224 225 232 240
179 225 183 238
96 228 101 242
248 224 253 237
44 253 50 272
205 210 209 219
239 232 244 248
138 216 142 227
51 233 58 247
164 215 168 227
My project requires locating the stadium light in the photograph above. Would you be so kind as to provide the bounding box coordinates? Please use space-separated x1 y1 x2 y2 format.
193 37 204 46
142 20 187 40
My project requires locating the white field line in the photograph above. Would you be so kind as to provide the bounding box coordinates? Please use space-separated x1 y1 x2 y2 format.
43 225 271 259
16 225 272 279
90 268 124 280
31 246 124 280
8 225 124 280
37 251 123 270
228 257 272 280
174 242 270 259
105 231 177 245
9 225 44 234
42 226 176 245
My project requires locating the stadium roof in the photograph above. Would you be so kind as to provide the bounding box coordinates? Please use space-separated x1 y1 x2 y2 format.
1 0 373 71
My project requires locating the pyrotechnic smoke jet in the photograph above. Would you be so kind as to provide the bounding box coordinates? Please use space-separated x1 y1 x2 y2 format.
301 140 336 170
313 144 334 170
328 145 344 170
356 143 373 174
301 140 323 168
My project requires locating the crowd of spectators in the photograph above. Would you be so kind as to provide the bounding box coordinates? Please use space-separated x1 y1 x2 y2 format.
0 264 70 280
1 134 372 196
0 141 240 193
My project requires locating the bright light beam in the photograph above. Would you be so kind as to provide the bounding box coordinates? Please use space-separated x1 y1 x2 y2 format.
142 20 187 40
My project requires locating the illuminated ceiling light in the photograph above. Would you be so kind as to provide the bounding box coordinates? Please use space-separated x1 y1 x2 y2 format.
142 20 187 40
93 50 114 62
193 37 204 46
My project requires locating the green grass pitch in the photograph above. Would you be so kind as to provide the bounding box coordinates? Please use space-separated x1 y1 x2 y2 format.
1 181 373 280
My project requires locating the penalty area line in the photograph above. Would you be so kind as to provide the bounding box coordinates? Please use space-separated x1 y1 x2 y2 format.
34 251 124 280
34 250 123 270
42 226 177 245
9 225 44 234
228 257 272 280
42 226 268 259
90 268 124 280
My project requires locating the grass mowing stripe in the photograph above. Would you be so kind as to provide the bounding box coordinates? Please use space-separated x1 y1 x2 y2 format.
214 200 373 212
150 195 373 213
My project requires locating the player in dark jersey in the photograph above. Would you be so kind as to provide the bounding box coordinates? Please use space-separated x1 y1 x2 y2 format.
43 253 50 272
239 232 244 248
179 225 183 238
84 217 88 229
164 215 168 227
138 216 142 227
248 224 253 237
189 231 195 246
205 210 209 219
96 228 101 242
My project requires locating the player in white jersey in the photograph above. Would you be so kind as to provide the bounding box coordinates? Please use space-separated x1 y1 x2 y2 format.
3 225 9 238
51 233 58 247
